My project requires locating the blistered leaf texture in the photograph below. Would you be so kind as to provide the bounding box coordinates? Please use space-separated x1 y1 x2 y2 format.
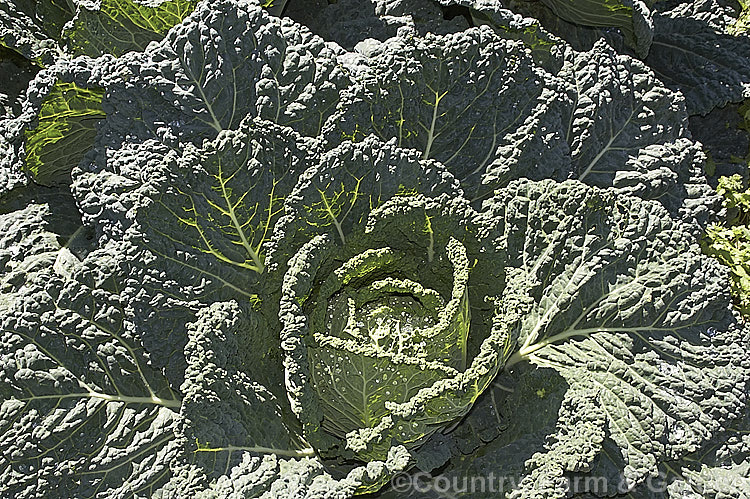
645 0 750 115
324 26 547 196
98 0 350 149
490 179 748 488
0 266 184 497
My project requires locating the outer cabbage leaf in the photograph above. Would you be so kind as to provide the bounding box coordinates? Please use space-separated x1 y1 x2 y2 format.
0 130 27 197
645 0 750 115
0 51 34 195
373 367 572 498
498 382 607 498
83 112 345 433
78 117 309 299
97 0 350 150
0 184 85 310
323 25 549 196
487 40 717 231
180 301 310 461
485 179 749 491
0 57 112 188
431 0 567 73
0 46 39 120
581 405 750 496
667 463 750 498
538 0 653 57
69 117 311 392
665 406 750 497
554 42 699 200
0 261 184 497
501 0 611 55
689 103 750 182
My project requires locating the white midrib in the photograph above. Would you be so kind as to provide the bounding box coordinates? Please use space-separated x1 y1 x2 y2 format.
218 167 265 273
517 248 655 362
578 134 618 181
227 200 265 273
148 243 257 298
578 106 637 181
422 91 445 160
194 81 223 133
182 54 224 132
19 299 183 410
507 325 676 368
320 192 346 245
520 236 597 352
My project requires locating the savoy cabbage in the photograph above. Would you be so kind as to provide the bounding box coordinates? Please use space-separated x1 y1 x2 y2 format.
1 0 750 497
